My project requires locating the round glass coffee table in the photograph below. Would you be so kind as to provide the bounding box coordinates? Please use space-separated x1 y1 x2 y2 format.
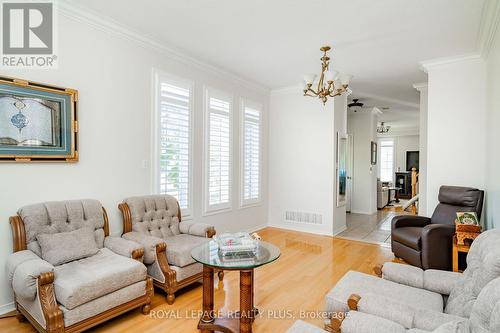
191 240 280 333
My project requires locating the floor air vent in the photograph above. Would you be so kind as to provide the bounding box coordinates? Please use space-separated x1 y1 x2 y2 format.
285 211 323 225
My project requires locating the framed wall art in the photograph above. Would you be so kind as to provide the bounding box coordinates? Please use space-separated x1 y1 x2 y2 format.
0 76 78 162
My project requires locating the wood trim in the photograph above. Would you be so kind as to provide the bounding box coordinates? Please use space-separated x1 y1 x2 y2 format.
118 203 133 235
329 314 345 333
373 265 383 278
347 294 360 311
132 248 145 261
102 207 110 237
206 227 216 238
38 272 64 333
10 215 27 252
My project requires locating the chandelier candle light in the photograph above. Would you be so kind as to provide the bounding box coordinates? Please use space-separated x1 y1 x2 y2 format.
377 122 391 134
303 46 352 105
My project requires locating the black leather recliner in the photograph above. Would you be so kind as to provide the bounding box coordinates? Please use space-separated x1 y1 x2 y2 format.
391 185 484 270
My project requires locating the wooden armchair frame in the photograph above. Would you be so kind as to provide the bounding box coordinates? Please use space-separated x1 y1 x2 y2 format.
119 201 223 305
9 207 153 333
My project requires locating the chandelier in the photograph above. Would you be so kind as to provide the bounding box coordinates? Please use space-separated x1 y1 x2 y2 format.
303 46 352 105
377 122 391 134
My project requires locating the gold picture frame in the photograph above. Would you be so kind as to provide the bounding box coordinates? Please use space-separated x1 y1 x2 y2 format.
0 76 78 162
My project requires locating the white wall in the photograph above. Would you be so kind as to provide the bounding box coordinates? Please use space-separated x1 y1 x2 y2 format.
423 56 486 213
415 84 428 215
347 110 377 214
0 13 269 312
267 88 347 236
485 27 500 229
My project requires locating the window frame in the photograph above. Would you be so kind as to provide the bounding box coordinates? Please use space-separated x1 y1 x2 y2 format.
203 86 234 215
239 98 263 208
378 138 395 184
152 69 194 219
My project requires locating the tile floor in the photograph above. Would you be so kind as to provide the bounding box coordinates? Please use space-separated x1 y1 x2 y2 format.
336 201 413 246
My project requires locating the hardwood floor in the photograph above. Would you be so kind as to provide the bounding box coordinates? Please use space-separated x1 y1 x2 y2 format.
0 227 394 333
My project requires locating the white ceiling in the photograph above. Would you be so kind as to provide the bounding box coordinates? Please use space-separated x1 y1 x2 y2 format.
65 0 486 126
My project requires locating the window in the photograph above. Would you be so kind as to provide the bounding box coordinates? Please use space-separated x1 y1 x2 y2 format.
204 88 232 213
241 101 261 206
379 139 394 183
154 71 192 216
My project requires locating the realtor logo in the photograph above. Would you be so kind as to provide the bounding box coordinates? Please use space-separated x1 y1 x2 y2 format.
1 1 57 68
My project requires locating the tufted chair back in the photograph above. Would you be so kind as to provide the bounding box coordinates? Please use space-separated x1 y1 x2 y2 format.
15 199 107 257
123 195 181 239
445 229 500 318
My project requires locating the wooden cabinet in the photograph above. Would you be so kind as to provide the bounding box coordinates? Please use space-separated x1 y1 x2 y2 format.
395 172 412 199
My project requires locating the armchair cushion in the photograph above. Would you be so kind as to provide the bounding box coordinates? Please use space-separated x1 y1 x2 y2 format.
382 262 462 295
179 221 214 237
11 255 54 301
392 227 422 251
36 227 99 266
54 248 146 309
340 311 406 333
122 231 165 264
164 234 210 267
104 236 143 259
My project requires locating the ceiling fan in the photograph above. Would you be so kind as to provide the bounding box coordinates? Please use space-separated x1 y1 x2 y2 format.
347 98 390 112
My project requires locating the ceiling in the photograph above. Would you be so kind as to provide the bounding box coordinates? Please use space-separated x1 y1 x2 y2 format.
65 0 486 127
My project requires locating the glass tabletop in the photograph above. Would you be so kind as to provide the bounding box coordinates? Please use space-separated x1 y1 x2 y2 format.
191 240 281 270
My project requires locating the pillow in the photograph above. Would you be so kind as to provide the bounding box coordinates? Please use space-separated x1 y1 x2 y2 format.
36 227 99 265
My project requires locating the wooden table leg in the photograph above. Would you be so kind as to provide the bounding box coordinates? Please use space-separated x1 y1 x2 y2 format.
201 266 214 333
240 270 253 333
452 236 459 272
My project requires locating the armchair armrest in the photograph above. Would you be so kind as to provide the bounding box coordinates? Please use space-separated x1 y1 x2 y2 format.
7 251 54 301
392 215 431 229
104 236 144 261
179 221 215 238
421 224 456 270
122 232 165 264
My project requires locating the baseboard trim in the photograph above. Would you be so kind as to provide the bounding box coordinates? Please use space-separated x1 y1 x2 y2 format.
0 302 15 316
332 225 347 236
245 224 269 233
267 224 334 236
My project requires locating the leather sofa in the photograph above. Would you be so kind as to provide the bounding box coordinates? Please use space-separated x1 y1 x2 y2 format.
391 185 484 270
315 228 500 333
7 199 153 333
118 194 223 305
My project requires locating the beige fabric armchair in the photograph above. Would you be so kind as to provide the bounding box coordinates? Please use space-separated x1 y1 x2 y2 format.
321 229 500 333
119 194 223 304
7 199 153 333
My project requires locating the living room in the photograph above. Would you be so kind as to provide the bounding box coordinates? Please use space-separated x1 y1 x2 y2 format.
0 1 499 333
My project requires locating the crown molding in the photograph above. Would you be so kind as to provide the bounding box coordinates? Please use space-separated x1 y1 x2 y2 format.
57 0 270 95
419 53 483 73
477 0 500 59
354 90 419 109
413 82 428 92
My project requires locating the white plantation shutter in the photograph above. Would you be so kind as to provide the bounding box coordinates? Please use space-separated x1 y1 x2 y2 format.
157 77 192 214
242 103 261 204
205 90 232 211
379 139 394 183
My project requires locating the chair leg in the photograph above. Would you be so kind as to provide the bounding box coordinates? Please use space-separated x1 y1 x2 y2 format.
141 304 151 315
16 312 26 322
218 270 224 281
166 293 175 305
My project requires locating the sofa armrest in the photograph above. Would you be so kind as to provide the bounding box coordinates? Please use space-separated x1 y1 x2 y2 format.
423 270 462 295
348 293 463 331
339 311 406 333
421 224 456 270
179 221 215 238
392 215 431 229
285 320 328 332
122 232 165 264
432 320 470 333
104 236 144 261
9 253 54 301
381 262 424 289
